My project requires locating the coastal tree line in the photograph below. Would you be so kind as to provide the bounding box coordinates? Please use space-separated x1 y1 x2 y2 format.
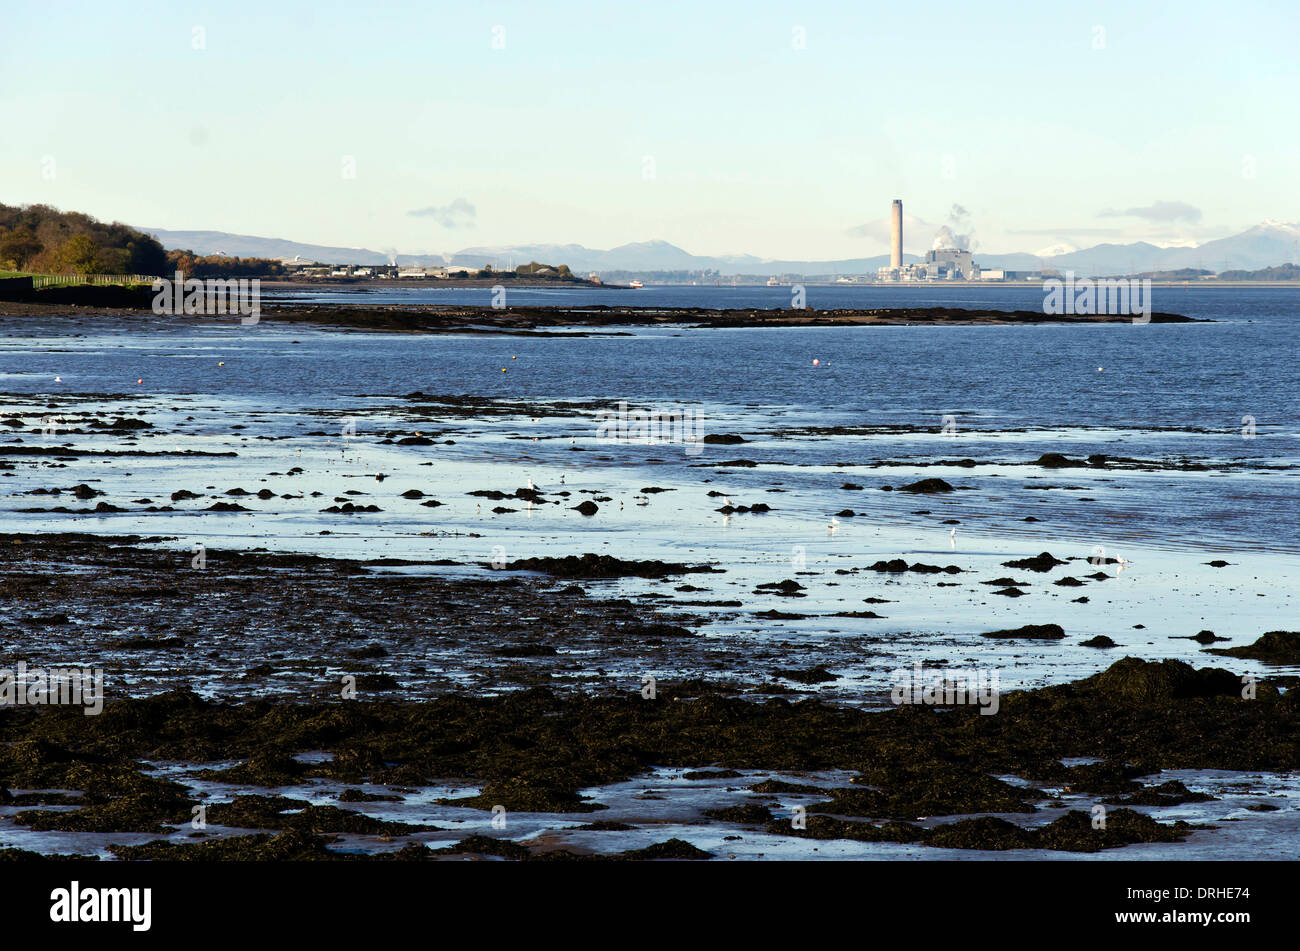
0 203 282 278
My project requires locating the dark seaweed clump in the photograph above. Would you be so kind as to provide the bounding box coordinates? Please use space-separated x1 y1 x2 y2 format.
982 623 1066 640
1206 631 1300 664
501 553 722 579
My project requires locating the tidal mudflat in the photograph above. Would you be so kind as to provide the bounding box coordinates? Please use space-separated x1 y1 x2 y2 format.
0 531 1296 860
0 293 1297 860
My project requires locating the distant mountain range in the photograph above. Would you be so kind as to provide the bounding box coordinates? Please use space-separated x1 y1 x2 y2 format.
141 221 1300 277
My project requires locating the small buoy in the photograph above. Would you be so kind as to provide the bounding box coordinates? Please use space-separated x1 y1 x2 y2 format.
218 362 225 366
812 358 820 366
54 376 62 383
501 368 507 373
137 378 143 384
1097 367 1103 372
512 355 517 360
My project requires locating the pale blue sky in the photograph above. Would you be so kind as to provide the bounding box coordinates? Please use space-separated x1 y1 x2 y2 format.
2 0 1296 259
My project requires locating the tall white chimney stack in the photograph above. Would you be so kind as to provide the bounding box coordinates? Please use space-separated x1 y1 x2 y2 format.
890 199 903 269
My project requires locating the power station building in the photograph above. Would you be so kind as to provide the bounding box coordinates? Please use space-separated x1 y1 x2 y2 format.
876 199 981 281
920 246 975 279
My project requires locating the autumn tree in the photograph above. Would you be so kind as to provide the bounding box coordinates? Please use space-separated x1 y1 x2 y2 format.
58 235 100 275
0 229 43 270
95 246 132 273
0 202 169 276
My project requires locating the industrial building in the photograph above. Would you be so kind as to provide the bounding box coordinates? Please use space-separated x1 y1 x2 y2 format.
921 247 975 279
876 199 981 281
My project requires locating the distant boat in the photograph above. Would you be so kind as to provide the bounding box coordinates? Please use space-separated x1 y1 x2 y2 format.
767 276 780 286
628 280 644 288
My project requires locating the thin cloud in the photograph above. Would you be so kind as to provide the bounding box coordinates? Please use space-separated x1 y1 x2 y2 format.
1097 201 1202 224
408 198 477 229
1010 227 1128 236
847 213 930 242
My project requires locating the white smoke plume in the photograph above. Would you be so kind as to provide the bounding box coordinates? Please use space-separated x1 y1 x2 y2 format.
932 204 975 250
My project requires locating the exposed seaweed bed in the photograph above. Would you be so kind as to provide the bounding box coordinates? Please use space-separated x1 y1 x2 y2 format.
0 301 1200 333
252 304 1202 333
0 533 1295 860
